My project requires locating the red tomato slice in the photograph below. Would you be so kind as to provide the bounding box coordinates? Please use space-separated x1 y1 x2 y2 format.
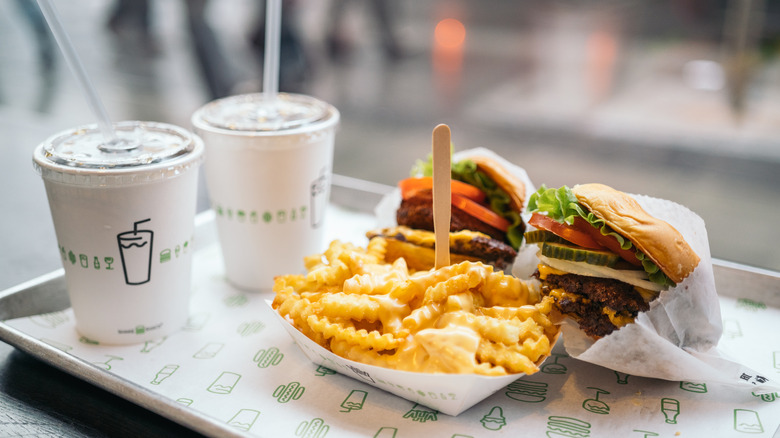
451 193 510 232
528 213 602 250
399 177 486 203
573 218 641 266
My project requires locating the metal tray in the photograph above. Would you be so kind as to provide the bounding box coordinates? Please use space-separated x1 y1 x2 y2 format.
2 177 779 437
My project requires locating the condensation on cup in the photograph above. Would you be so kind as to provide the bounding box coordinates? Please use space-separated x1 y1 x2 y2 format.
192 93 339 291
33 121 204 344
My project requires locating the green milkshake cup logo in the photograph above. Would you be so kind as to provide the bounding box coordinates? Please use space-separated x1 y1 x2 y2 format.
228 409 261 431
117 218 154 285
208 371 241 394
734 409 763 433
340 390 367 412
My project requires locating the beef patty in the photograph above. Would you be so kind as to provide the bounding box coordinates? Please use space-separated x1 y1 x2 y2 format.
397 189 510 242
534 270 650 338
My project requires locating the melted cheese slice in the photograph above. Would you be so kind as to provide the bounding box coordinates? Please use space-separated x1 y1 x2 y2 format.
537 254 665 292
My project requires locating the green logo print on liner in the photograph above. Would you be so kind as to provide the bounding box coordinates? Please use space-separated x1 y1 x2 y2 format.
680 381 707 393
480 406 507 430
79 336 99 345
273 381 305 403
340 390 367 412
296 417 329 438
751 391 778 402
540 353 567 374
93 355 123 371
176 398 193 406
315 366 336 377
224 294 248 307
615 371 630 384
228 409 260 431
505 379 547 403
723 319 743 339
254 347 283 368
30 311 69 329
403 403 438 423
582 387 610 415
183 313 210 331
373 427 397 438
141 337 167 353
632 430 659 437
208 371 241 394
734 409 763 433
237 321 265 337
660 398 680 424
151 364 179 385
546 416 591 437
194 342 225 359
736 298 767 312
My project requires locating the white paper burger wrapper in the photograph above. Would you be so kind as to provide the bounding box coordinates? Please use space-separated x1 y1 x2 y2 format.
268 300 529 416
375 147 779 394
551 192 780 393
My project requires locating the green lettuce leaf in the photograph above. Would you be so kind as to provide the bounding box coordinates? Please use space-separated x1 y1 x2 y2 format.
410 155 524 250
527 185 675 288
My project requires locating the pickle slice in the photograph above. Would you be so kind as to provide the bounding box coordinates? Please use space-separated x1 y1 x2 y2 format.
541 242 620 267
524 230 566 244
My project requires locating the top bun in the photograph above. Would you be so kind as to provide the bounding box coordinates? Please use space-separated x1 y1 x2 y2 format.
572 183 700 284
470 156 526 213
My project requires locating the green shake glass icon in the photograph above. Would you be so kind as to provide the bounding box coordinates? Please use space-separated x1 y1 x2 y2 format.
340 390 367 412
117 218 154 285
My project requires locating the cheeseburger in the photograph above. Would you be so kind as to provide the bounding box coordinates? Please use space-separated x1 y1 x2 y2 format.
526 183 700 338
368 155 527 271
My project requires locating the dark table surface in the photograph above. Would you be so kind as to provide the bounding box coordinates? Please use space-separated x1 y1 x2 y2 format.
0 341 205 437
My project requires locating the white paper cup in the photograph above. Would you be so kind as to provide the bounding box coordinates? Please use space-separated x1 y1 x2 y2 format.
33 121 204 344
192 93 339 291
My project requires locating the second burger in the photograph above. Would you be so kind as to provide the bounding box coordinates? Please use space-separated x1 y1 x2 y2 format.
368 154 527 271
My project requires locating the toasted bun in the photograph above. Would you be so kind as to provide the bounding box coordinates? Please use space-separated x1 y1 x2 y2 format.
470 156 526 213
572 183 700 284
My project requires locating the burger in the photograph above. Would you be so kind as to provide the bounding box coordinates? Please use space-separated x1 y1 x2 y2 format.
525 183 700 338
367 155 527 271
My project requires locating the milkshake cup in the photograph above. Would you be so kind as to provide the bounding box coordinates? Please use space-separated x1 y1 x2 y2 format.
33 121 204 344
192 93 339 291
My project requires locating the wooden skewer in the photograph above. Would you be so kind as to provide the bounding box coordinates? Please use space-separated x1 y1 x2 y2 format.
432 124 451 270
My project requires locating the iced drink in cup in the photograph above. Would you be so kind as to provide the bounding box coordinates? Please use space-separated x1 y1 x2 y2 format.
192 93 339 291
33 121 204 344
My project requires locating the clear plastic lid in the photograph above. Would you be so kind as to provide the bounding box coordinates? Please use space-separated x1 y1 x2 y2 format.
193 93 334 132
33 121 203 186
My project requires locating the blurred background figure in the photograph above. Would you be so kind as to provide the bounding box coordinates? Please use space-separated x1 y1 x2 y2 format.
10 0 57 111
106 0 234 99
326 0 405 62
248 0 309 93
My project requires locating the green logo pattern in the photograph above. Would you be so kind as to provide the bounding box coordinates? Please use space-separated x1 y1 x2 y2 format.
214 204 308 225
14 270 779 436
